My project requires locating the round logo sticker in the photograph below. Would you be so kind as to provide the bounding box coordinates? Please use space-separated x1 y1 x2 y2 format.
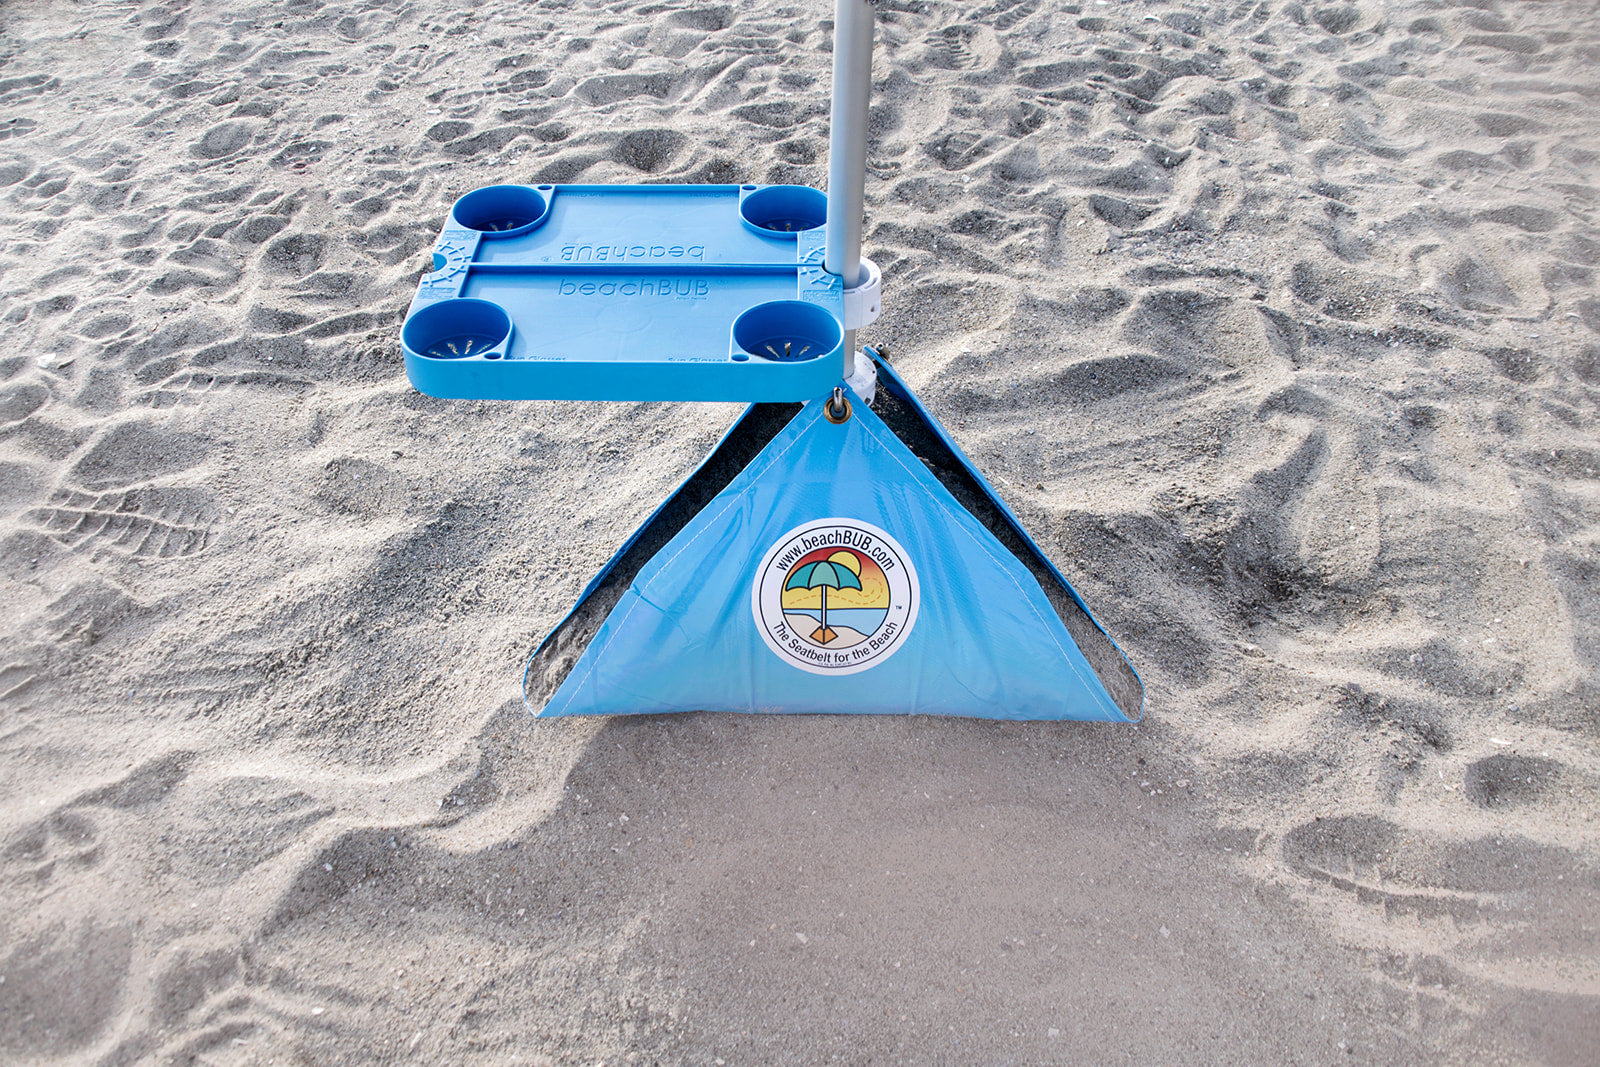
751 518 919 676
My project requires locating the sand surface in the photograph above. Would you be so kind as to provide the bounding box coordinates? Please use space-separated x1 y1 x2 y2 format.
2 0 1598 1062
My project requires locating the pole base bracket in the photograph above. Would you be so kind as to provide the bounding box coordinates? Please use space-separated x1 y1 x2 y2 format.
842 256 883 330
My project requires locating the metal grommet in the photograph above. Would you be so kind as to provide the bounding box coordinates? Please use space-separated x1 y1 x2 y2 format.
824 385 852 424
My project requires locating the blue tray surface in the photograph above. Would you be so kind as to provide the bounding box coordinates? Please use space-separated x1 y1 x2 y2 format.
471 186 803 267
402 184 846 402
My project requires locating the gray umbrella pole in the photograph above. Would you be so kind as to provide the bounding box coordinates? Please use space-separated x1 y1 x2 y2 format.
826 0 876 359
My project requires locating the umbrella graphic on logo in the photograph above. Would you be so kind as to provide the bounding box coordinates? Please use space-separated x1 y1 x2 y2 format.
783 550 865 646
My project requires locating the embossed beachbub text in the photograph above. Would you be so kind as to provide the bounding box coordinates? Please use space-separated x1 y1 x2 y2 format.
560 244 706 262
557 279 710 298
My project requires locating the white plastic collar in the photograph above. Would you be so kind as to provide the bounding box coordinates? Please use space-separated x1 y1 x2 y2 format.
842 256 882 330
844 347 878 406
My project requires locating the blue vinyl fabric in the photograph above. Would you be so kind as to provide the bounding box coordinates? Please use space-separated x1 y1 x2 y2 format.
529 378 1139 722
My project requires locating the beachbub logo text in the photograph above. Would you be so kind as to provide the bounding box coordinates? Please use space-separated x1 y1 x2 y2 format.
560 244 705 262
557 278 710 298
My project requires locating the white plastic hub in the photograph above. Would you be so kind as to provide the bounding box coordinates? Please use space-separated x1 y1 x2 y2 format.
844 347 878 406
842 256 882 330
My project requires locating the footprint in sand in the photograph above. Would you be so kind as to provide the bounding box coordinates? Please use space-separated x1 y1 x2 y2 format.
1 810 103 885
18 418 223 560
23 485 223 560
925 25 1001 72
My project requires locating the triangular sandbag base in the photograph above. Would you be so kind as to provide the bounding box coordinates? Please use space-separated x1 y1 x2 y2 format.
525 358 1142 721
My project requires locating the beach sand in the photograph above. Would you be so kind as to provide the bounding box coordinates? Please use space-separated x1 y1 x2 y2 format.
1 0 1597 1062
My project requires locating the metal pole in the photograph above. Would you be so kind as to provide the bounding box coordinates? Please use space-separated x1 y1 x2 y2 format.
826 0 875 300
